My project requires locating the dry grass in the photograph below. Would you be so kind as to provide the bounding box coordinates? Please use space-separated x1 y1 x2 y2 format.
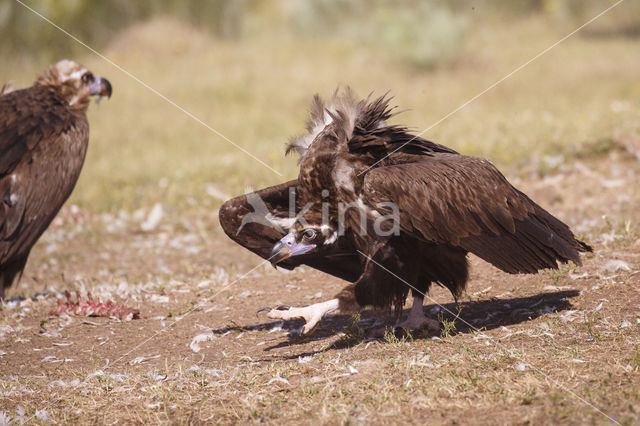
2 11 639 212
1 5 640 425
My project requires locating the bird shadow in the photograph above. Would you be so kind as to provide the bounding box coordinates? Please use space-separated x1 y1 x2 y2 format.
209 290 579 359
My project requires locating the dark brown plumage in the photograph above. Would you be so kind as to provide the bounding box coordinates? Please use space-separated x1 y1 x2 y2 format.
0 60 112 299
220 89 591 334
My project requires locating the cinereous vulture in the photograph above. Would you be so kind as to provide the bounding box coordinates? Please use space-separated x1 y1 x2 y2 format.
219 89 591 335
0 60 112 299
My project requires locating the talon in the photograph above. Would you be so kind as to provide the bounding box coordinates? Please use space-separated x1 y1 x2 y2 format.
256 307 272 316
302 320 320 335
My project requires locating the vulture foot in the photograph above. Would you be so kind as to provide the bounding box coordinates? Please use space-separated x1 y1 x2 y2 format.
257 299 339 335
395 315 440 333
395 295 440 333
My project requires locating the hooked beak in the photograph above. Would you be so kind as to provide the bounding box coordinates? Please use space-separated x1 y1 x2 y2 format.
269 233 316 266
89 76 112 98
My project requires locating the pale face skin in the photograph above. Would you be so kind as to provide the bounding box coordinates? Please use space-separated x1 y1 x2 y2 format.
36 59 112 109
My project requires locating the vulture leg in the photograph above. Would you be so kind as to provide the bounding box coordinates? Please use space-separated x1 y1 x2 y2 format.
395 295 440 333
260 299 339 335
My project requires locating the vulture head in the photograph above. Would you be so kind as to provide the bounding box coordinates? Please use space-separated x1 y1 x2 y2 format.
271 88 399 266
269 222 339 266
35 59 112 110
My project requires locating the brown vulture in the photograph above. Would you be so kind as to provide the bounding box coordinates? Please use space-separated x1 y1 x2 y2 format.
219 89 591 335
0 60 112 299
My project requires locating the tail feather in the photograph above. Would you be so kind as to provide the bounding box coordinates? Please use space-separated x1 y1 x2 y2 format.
461 207 590 275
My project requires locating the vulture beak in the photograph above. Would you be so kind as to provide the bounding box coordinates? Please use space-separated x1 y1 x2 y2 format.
89 76 112 99
269 233 316 266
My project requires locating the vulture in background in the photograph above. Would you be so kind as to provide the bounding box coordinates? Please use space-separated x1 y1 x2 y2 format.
219 89 591 335
0 60 112 299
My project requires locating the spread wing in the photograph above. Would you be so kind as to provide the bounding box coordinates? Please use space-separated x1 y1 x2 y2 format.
219 180 363 282
362 154 590 274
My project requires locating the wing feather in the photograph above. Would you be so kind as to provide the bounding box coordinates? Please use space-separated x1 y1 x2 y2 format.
0 86 81 265
219 180 363 282
363 154 590 273
0 86 71 175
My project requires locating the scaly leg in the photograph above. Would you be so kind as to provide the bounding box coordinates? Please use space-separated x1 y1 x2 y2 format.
258 299 339 335
395 295 440 332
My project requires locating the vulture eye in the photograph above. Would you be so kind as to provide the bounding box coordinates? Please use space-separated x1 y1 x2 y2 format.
81 72 94 84
302 229 317 241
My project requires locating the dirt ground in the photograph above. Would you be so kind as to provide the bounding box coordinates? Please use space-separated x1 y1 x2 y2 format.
1 150 639 424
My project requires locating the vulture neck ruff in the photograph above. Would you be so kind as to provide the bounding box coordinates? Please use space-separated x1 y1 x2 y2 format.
287 89 390 161
34 60 92 111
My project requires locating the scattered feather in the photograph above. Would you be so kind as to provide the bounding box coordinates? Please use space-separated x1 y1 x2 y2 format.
203 368 223 377
267 376 290 386
298 355 313 363
543 285 572 291
0 325 15 340
15 406 25 420
197 280 212 289
472 286 492 296
108 373 129 382
559 310 580 323
410 354 434 368
129 355 160 365
569 272 589 280
473 333 492 341
48 379 80 388
602 259 632 273
150 294 170 304
140 203 164 231
190 332 216 353
35 409 50 422
620 320 632 329
515 362 528 371
601 179 626 188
